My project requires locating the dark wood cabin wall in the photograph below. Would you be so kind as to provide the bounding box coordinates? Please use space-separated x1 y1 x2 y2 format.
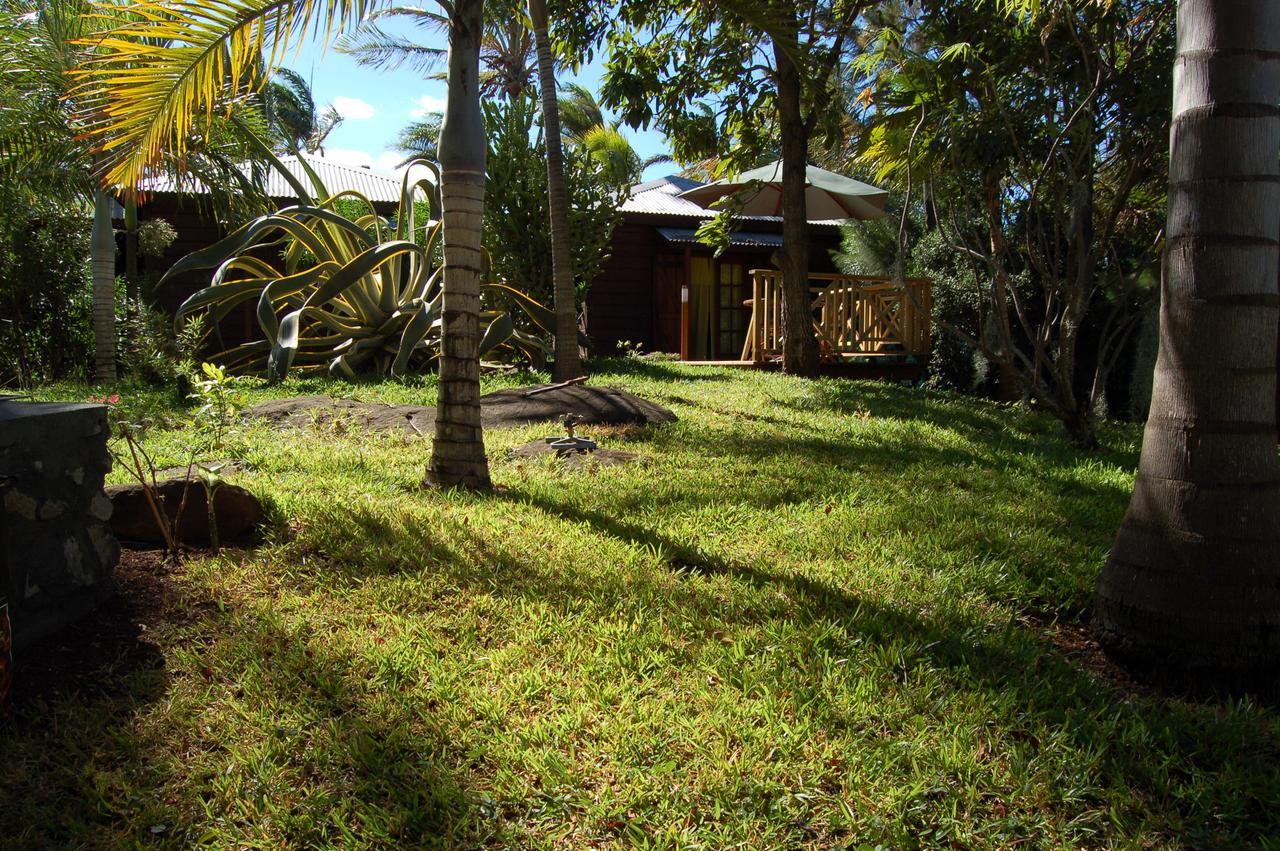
584 222 660 355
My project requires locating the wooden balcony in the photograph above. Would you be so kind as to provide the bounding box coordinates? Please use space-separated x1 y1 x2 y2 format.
741 271 932 364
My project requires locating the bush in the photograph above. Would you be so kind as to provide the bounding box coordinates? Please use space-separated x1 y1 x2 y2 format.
0 198 93 386
483 94 624 310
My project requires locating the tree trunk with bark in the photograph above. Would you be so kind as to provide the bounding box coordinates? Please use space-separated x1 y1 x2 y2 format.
773 38 820 377
529 0 584 382
1094 0 1280 679
124 197 139 316
427 0 492 490
91 188 117 383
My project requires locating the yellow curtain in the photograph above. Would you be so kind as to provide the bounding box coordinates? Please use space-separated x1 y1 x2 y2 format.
689 257 715 359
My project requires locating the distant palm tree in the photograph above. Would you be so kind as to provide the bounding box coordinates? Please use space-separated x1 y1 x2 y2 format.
392 115 441 164
558 83 673 187
264 69 345 155
527 0 580 380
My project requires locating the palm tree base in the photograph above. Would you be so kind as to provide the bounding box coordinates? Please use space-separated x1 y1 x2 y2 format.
1094 540 1280 694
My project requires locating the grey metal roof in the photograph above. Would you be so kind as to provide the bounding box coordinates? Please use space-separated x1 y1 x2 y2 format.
138 155 407 204
622 174 843 228
657 227 784 248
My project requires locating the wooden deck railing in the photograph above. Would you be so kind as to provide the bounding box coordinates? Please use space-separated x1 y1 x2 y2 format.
741 271 932 364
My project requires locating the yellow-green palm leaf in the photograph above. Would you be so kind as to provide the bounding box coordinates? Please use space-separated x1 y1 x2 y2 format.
75 0 377 189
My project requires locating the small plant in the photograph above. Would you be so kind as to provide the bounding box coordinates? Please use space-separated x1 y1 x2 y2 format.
91 394 190 562
120 302 208 389
617 339 645 359
187 362 248 451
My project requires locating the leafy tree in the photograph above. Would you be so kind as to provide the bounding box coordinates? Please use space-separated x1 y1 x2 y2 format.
855 0 1173 445
602 0 871 377
1094 0 1280 681
0 194 93 386
483 94 623 318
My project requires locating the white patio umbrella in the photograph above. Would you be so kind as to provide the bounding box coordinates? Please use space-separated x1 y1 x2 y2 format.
678 159 888 220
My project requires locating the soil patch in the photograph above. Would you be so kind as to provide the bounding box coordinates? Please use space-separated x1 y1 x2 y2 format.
12 548 175 704
246 384 677 435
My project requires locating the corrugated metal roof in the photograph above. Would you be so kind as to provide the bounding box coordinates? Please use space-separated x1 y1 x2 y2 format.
657 227 784 248
622 174 842 228
139 155 409 204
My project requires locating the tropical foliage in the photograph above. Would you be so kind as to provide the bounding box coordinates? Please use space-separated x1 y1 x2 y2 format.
0 194 93 387
168 155 552 381
853 0 1173 444
483 94 624 312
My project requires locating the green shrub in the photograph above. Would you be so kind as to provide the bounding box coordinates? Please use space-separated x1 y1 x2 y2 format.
0 198 92 386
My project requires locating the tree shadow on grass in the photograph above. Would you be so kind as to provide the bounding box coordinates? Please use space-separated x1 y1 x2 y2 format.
589 357 736 383
789 379 1142 470
467 488 1280 847
0 547 487 849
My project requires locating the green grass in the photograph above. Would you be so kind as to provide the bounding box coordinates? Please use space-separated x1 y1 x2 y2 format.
4 361 1280 848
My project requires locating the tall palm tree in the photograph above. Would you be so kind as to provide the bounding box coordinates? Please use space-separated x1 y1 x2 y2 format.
528 0 581 381
1094 0 1280 678
344 0 579 379
79 0 495 489
426 0 492 488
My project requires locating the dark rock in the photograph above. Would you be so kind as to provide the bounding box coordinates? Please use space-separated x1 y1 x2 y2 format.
478 385 677 428
244 385 677 435
106 479 265 545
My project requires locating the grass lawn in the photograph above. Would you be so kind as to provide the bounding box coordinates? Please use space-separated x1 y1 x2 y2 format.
4 360 1279 848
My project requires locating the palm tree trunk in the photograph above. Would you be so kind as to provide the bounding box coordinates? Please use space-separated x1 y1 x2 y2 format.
124 197 139 317
773 38 819 377
529 0 584 382
91 188 117 383
427 0 492 490
1094 0 1280 678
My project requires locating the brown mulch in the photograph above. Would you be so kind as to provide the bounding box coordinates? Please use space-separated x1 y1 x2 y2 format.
245 384 677 435
1029 615 1156 700
12 548 182 704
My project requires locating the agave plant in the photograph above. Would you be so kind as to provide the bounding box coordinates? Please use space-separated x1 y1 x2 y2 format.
168 153 552 382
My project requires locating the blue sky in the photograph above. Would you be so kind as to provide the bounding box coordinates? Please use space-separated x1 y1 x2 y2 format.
287 17 673 182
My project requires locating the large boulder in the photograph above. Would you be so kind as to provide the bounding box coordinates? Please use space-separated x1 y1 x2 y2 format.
106 479 264 545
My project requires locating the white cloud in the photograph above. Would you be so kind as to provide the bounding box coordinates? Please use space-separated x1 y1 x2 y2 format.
333 96 376 121
409 94 448 119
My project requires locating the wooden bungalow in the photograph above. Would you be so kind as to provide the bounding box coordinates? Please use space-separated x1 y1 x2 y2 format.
585 175 931 377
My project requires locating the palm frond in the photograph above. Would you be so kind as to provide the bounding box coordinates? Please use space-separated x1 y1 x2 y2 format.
334 24 447 74
74 0 377 191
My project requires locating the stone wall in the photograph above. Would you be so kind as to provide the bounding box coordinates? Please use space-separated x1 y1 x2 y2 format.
0 401 118 650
